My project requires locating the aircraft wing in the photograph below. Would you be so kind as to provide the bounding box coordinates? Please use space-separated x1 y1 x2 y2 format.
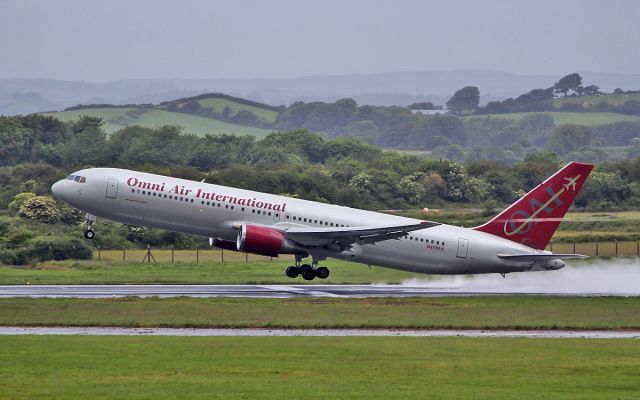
280 221 440 247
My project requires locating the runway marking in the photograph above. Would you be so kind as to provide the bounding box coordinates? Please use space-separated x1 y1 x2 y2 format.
0 327 638 338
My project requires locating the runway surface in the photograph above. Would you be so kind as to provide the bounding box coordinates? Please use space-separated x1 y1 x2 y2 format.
1 326 639 338
0 284 638 298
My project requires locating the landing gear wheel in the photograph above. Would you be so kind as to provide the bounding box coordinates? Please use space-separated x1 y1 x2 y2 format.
285 266 300 278
300 264 316 281
316 266 330 279
84 229 95 240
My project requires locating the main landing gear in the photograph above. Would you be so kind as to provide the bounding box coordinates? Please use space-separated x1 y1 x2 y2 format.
285 255 330 280
84 213 96 240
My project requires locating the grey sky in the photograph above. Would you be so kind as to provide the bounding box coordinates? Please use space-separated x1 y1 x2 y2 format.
1 0 638 81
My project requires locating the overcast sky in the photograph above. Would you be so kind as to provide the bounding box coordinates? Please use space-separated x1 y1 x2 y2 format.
1 0 638 81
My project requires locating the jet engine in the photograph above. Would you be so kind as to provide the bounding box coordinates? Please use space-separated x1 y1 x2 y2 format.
236 224 306 257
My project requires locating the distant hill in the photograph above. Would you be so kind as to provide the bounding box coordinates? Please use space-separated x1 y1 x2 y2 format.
465 111 640 126
158 93 280 124
41 106 273 138
4 70 640 115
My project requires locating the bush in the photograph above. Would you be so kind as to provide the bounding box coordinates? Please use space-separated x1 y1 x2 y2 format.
7 192 36 215
15 237 93 264
18 196 61 224
0 249 18 265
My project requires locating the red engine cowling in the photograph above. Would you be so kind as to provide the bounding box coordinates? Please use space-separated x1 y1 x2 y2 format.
236 224 285 257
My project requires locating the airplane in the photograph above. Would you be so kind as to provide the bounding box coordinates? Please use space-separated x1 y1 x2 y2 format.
51 161 593 280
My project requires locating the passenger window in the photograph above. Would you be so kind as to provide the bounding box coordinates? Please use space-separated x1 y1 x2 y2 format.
131 189 135 193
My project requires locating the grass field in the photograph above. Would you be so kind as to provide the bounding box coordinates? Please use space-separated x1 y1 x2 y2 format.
196 97 279 122
553 92 640 108
468 111 640 125
1 296 638 329
42 107 273 137
0 336 637 399
0 258 425 285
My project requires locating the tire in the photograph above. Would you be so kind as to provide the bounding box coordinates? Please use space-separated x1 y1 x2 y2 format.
301 265 316 281
285 266 300 278
84 229 95 240
316 267 330 279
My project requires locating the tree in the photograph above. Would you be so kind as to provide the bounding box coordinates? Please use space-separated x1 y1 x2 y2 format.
553 73 582 96
446 86 480 114
546 124 593 155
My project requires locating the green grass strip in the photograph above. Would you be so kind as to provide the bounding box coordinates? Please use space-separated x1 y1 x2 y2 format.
0 336 638 399
1 296 639 330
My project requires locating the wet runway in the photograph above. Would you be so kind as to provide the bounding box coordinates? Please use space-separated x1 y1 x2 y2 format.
1 326 639 338
0 284 638 298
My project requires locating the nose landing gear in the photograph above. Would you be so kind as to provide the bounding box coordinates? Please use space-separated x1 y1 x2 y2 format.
285 256 330 280
84 213 97 240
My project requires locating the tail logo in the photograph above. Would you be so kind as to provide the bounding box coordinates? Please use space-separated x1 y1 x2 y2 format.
503 174 581 237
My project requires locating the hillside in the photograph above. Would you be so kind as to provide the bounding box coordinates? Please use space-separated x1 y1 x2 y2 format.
41 107 273 138
159 93 280 123
552 92 640 108
465 111 640 126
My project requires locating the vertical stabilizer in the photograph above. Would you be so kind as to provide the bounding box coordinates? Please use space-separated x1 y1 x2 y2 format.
473 161 593 250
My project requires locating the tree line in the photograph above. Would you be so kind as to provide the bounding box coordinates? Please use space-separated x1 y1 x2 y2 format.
2 114 640 212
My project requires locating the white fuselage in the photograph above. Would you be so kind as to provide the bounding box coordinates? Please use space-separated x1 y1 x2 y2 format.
52 168 561 275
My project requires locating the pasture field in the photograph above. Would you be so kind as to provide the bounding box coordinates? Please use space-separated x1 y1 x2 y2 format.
41 107 273 137
1 296 638 329
552 92 640 108
196 97 279 122
466 111 640 125
0 336 638 399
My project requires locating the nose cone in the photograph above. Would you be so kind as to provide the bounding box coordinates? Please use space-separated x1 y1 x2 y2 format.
51 180 66 200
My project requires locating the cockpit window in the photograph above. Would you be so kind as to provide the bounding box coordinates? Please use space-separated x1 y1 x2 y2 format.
66 175 86 183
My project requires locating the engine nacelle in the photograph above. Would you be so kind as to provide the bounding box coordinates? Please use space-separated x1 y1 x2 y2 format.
236 224 306 257
211 238 238 251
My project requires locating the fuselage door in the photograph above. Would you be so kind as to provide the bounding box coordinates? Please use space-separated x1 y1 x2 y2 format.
456 238 469 258
106 178 119 199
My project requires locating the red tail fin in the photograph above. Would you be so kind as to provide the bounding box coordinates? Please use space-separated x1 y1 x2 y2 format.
473 161 593 250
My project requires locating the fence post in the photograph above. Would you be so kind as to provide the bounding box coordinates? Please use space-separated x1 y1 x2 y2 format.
245 252 248 262
637 240 639 256
615 239 618 257
550 242 553 252
98 245 101 261
221 249 224 262
196 246 199 263
595 241 599 257
171 245 175 263
123 246 126 261
573 242 576 254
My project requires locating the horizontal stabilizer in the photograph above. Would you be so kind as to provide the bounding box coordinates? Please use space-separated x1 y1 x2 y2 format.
497 253 588 262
